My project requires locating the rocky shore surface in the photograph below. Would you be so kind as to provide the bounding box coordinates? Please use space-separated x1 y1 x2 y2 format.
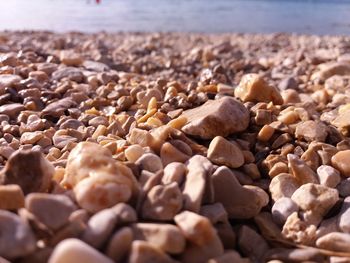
1 31 350 262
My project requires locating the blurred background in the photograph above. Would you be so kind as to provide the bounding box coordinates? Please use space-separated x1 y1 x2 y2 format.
0 0 350 35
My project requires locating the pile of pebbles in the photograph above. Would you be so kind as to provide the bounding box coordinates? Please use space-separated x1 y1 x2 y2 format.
1 31 350 262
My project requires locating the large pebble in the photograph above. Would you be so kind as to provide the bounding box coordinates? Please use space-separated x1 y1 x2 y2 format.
316 232 350 252
207 136 244 168
234 73 283 104
129 240 178 263
142 182 183 221
291 183 339 224
269 173 299 201
174 211 224 263
332 150 350 177
295 120 328 142
238 225 269 261
338 196 350 233
48 238 114 263
317 165 341 188
52 67 84 82
82 208 118 248
0 184 25 210
271 197 299 226
26 193 76 230
105 227 133 262
0 150 54 194
311 62 350 82
182 155 213 213
132 223 185 254
0 74 21 94
212 166 268 219
64 142 136 212
0 103 25 119
181 96 249 139
0 210 36 259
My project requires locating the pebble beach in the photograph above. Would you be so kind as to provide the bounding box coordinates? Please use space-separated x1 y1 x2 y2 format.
1 31 350 262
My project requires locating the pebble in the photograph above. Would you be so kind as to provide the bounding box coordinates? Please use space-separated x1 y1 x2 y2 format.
207 136 244 168
128 240 178 263
295 120 328 142
317 165 341 188
0 150 54 194
132 223 186 254
0 74 21 93
48 238 114 263
234 73 283 104
125 144 144 163
271 197 299 226
182 155 213 213
212 166 268 219
291 183 339 225
52 67 84 82
0 184 25 210
60 50 83 66
82 207 118 248
181 96 249 139
238 225 269 261
174 211 224 263
135 153 163 173
339 196 350 233
316 232 350 252
25 193 76 230
0 210 36 259
142 182 183 221
105 227 133 262
0 103 25 119
332 150 350 177
162 162 186 185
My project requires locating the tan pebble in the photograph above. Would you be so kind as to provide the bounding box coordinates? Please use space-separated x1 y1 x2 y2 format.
167 116 187 130
277 110 299 125
125 144 144 163
160 142 190 166
207 136 244 168
331 150 350 177
282 212 316 245
60 50 83 66
269 162 289 178
181 96 249 139
0 184 24 210
287 154 319 184
257 125 275 142
91 125 107 140
129 240 178 263
132 223 185 254
175 211 224 263
235 73 283 104
48 238 113 263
